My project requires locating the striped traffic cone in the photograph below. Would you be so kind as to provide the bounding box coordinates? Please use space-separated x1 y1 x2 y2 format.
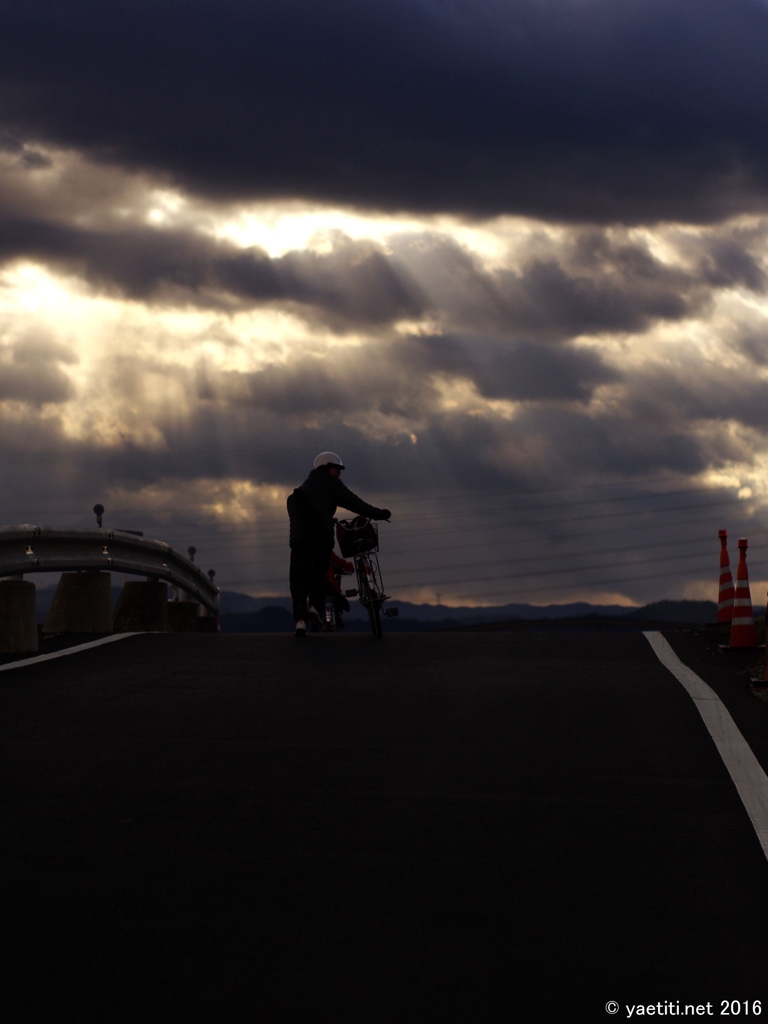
728 538 758 647
717 529 735 624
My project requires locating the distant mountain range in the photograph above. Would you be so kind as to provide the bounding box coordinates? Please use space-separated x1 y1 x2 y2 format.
28 583 723 632
217 592 639 619
217 593 721 632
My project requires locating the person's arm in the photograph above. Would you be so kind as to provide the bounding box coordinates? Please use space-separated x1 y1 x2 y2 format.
332 479 390 520
330 550 355 574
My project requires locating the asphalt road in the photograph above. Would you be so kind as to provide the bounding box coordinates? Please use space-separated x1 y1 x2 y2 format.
1 631 767 1022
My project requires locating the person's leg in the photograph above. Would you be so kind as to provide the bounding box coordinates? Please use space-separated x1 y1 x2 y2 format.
308 543 333 619
289 544 311 623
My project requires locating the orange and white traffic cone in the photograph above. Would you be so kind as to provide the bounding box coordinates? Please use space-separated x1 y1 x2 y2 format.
728 538 758 647
717 529 734 624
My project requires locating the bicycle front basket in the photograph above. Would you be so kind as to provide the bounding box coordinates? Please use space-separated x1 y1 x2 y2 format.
336 517 378 557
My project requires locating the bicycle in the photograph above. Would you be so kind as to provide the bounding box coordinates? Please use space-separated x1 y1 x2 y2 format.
333 517 398 638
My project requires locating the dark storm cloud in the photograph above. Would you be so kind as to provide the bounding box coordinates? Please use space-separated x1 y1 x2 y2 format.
392 231 715 337
235 237 424 327
2 213 754 338
91 328 623 489
624 362 768 433
0 332 76 405
42 350 741 497
0 134 53 170
0 216 424 327
179 331 619 419
2 0 768 221
700 239 768 292
737 332 768 366
112 323 764 500
151 329 768 498
404 334 620 402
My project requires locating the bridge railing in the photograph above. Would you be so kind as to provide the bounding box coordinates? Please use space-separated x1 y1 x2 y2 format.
0 526 219 614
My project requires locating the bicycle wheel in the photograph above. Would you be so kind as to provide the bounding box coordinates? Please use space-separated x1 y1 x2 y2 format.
367 598 383 639
356 556 382 638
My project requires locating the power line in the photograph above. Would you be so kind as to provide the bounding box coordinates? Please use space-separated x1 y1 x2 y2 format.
152 496 753 551
208 529 727 572
214 534 768 595
384 486 737 524
385 515 757 558
386 496 748 539
393 541 768 591
367 541 726 581
181 504 758 558
382 546 748 587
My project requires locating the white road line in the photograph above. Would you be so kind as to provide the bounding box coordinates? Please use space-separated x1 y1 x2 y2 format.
0 633 138 674
644 631 768 863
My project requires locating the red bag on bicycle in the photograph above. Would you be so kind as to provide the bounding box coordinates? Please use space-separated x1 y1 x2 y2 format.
335 517 378 557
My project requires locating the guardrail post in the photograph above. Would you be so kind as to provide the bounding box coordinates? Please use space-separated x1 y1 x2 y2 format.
196 604 219 633
43 571 112 633
113 579 169 632
0 579 38 653
167 599 200 631
208 570 220 633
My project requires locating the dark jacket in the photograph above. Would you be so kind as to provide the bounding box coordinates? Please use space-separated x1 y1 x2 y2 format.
288 467 388 548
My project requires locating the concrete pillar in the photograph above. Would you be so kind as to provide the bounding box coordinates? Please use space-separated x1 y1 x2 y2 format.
43 572 112 634
167 600 200 632
113 579 168 632
0 580 38 653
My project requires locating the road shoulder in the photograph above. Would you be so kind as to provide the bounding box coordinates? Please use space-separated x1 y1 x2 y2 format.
663 629 768 779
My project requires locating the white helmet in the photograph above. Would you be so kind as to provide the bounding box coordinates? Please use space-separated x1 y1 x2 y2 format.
313 451 345 470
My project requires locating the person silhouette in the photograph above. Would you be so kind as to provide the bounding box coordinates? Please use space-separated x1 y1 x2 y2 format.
287 452 391 636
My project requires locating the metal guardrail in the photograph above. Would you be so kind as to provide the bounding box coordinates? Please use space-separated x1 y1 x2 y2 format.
0 526 219 614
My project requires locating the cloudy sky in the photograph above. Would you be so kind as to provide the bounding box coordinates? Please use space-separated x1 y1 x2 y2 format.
3 0 768 607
